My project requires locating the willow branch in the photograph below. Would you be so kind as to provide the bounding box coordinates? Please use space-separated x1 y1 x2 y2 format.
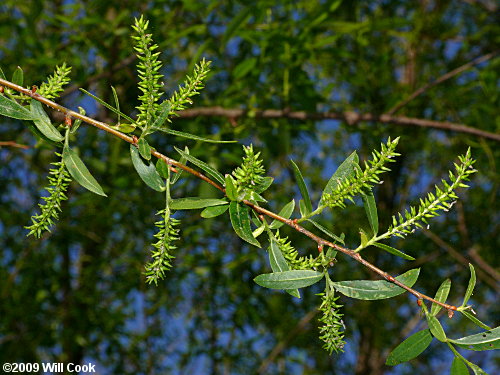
387 50 499 115
0 141 29 149
176 106 500 142
0 77 462 312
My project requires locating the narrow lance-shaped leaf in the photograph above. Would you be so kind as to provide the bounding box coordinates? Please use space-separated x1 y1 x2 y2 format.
449 326 500 351
450 357 469 375
0 94 34 120
201 204 229 219
461 263 476 308
332 268 420 300
254 270 324 290
372 242 415 260
307 219 345 244
269 199 295 229
460 310 492 331
130 145 164 192
225 174 238 201
63 144 107 196
171 146 188 184
156 128 237 144
12 66 23 86
229 201 260 247
138 137 152 160
431 279 451 316
79 88 136 124
268 238 300 298
175 146 225 185
290 160 312 214
426 314 447 342
321 151 359 202
385 329 433 366
30 100 64 142
362 189 378 236
169 198 228 210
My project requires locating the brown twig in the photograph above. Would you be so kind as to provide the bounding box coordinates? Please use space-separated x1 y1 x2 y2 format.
176 106 500 142
387 50 499 115
0 141 30 149
0 77 464 312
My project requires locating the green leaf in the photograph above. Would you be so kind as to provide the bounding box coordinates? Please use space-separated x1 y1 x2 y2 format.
0 66 6 80
63 144 107 196
466 362 488 375
29 100 64 142
431 279 451 316
12 66 23 86
449 326 500 351
307 219 345 244
332 268 420 300
268 238 300 298
321 151 359 201
171 146 188 184
111 86 121 124
254 270 324 290
222 6 252 46
229 201 260 247
225 174 238 201
0 94 34 120
426 314 447 342
450 357 469 375
156 128 237 143
150 100 171 130
155 159 169 179
175 147 225 185
130 145 164 192
460 310 492 331
269 200 295 229
201 204 229 218
170 198 228 210
79 88 135 124
138 137 151 160
233 57 257 79
461 264 476 308
290 160 312 214
362 190 378 235
359 228 369 247
372 242 415 260
385 329 433 366
254 176 274 193
299 199 309 217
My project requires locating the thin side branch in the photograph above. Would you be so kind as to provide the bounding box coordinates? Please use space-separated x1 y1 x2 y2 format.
0 77 462 312
0 141 29 149
176 106 500 142
387 50 499 115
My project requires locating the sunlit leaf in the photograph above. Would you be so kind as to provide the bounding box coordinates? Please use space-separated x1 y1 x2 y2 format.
229 201 260 247
372 242 415 260
362 189 378 235
29 100 64 142
385 329 433 366
80 88 135 124
201 204 229 218
321 151 358 202
225 174 238 201
12 66 23 86
156 128 237 143
461 264 476 308
170 198 227 210
332 268 420 300
130 145 164 192
450 357 469 375
426 314 447 342
63 144 107 196
307 219 345 244
0 94 34 120
269 200 295 229
254 270 324 290
431 279 451 316
138 137 151 160
449 326 500 351
268 238 300 298
175 146 225 185
460 310 492 331
290 160 312 215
